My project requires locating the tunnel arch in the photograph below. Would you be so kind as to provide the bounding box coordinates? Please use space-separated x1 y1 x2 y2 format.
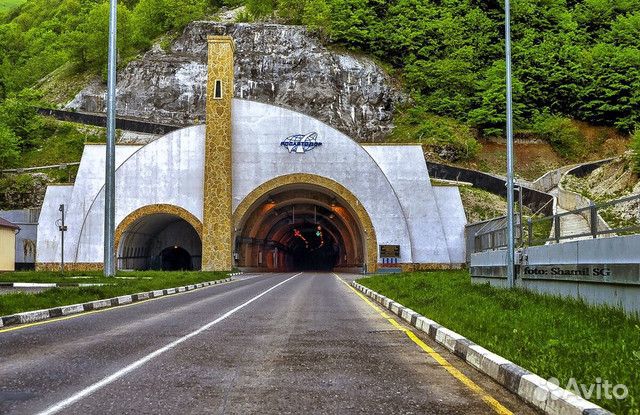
233 174 377 273
115 205 203 271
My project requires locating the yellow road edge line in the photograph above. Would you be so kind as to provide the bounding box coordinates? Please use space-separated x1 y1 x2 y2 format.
0 278 238 334
334 273 513 415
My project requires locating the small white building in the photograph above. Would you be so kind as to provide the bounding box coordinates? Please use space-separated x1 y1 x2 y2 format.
36 36 466 273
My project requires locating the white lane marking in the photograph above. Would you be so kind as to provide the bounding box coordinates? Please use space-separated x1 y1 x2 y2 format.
37 272 303 415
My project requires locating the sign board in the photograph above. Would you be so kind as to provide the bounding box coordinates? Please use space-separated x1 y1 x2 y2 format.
471 264 640 286
281 132 322 153
379 245 400 258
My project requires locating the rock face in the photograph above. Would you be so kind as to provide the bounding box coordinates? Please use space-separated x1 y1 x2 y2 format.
67 22 407 142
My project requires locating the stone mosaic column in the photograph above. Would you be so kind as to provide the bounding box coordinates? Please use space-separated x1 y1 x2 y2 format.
202 35 234 271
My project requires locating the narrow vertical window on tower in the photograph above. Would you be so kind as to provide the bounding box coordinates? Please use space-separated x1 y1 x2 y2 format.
214 80 223 99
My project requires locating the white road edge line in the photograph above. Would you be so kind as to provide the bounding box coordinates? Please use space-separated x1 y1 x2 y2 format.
37 272 303 415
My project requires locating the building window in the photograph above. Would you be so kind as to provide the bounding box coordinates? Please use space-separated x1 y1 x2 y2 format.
214 80 223 99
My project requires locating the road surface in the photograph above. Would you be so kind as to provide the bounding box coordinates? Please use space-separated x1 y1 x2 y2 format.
0 272 535 414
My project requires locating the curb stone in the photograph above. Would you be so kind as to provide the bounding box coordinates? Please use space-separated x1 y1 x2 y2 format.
0 277 233 329
351 281 612 415
0 282 112 288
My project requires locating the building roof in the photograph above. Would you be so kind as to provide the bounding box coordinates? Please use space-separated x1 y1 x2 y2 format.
0 217 20 231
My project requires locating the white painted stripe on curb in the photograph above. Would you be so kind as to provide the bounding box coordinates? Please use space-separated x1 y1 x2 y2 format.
17 310 50 324
466 344 491 371
37 272 302 415
60 304 85 316
90 300 111 310
14 283 57 288
115 296 133 305
518 374 551 412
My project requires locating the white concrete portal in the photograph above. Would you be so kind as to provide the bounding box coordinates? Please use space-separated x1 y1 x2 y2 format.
36 97 466 272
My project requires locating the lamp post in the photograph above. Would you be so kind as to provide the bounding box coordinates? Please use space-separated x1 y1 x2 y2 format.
104 0 117 277
57 204 67 274
505 0 516 288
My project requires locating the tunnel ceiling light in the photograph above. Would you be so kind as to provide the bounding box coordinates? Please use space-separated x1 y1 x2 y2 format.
267 195 275 204
330 198 337 207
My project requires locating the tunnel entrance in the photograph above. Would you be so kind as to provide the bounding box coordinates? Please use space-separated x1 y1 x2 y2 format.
117 213 202 271
235 185 366 273
160 246 193 271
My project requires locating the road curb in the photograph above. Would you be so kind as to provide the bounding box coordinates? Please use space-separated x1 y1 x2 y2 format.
351 281 612 415
0 277 234 329
0 282 113 288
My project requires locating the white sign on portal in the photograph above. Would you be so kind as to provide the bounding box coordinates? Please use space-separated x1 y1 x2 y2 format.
280 132 323 153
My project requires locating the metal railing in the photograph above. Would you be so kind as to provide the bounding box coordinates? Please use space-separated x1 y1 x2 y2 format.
1 162 80 174
472 193 640 252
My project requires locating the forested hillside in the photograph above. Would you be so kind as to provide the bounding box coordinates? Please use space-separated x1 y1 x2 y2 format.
0 0 639 174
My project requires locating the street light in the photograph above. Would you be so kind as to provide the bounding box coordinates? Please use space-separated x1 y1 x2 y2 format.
505 0 516 288
104 0 117 277
56 204 67 274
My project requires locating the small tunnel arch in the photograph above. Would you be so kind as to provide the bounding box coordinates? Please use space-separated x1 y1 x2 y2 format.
115 205 203 271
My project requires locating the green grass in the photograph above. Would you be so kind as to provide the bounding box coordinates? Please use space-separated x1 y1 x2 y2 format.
0 271 228 316
0 0 24 12
358 271 640 414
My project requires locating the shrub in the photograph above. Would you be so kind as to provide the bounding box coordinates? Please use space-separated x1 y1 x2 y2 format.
532 113 584 160
0 123 20 168
631 128 640 173
391 106 481 162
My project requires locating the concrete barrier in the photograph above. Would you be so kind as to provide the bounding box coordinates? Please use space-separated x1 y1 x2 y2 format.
470 235 640 316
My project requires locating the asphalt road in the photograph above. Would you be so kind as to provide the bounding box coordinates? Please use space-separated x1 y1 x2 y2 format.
0 272 536 414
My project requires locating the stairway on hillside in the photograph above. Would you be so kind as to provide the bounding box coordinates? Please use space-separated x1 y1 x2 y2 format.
547 187 596 243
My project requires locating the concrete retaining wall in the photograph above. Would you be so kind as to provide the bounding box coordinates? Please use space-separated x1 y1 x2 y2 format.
470 235 640 317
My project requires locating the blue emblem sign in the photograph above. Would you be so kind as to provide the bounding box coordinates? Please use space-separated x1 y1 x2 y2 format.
280 132 322 153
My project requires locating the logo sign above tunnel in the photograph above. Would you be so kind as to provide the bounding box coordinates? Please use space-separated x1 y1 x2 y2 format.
280 132 323 154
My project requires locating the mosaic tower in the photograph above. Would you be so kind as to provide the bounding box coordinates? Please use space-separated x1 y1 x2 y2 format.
202 35 234 271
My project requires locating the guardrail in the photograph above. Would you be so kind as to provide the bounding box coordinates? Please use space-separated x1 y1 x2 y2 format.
472 193 640 252
426 161 554 216
37 108 181 135
1 162 80 174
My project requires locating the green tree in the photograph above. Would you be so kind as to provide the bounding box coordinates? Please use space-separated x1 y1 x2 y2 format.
577 43 640 132
532 112 584 160
468 60 525 137
302 0 331 33
0 124 21 169
0 90 42 148
131 0 206 49
64 2 135 72
245 0 277 18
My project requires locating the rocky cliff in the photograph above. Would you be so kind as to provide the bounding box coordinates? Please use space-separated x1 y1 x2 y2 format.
67 22 407 142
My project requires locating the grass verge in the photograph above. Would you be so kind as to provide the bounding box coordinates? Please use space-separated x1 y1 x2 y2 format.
357 270 640 414
0 271 228 316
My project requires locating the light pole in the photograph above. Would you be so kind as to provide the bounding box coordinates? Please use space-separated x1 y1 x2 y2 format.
57 204 67 274
505 0 516 288
104 0 117 277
